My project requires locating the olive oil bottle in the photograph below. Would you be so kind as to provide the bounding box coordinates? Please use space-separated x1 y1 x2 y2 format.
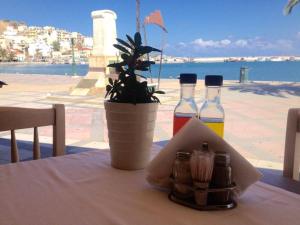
199 75 225 138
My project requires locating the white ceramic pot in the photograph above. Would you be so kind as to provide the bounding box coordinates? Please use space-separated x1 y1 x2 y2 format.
104 102 158 170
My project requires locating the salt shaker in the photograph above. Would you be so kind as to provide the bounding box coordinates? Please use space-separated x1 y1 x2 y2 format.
172 151 193 199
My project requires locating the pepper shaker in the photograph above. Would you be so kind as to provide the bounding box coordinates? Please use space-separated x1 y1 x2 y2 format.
209 152 232 204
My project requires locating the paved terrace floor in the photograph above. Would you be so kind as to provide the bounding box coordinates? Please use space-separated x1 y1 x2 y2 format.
0 74 299 169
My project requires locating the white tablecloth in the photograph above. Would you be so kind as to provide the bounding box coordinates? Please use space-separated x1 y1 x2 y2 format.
0 149 299 225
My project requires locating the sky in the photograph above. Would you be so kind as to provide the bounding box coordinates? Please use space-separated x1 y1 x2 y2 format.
1 0 300 57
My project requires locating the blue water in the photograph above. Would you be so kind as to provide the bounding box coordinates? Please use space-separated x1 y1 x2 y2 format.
0 64 89 76
0 61 300 82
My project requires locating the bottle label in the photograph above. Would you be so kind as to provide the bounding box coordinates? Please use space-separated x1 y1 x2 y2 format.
173 116 192 135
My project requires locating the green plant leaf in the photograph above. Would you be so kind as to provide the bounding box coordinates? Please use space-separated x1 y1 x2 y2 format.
149 86 155 93
121 54 133 65
121 54 129 60
113 44 130 54
139 46 161 55
134 32 142 47
107 61 126 68
154 90 165 94
118 72 126 81
141 81 148 87
105 85 112 98
139 61 155 67
136 74 147 79
151 95 160 103
135 66 149 71
108 78 113 85
126 35 135 47
115 66 125 73
153 47 161 52
116 38 133 49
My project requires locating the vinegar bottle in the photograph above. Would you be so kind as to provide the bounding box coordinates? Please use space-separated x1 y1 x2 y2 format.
199 75 225 138
173 73 198 135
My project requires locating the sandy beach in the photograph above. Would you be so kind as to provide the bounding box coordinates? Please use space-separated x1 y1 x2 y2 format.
0 73 299 170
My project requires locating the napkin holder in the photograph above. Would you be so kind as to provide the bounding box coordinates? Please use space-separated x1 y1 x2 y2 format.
147 118 263 196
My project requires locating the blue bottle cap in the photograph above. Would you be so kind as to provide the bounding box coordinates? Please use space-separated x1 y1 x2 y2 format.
179 73 197 84
205 75 223 86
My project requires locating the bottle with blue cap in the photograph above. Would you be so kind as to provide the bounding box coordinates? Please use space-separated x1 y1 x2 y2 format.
173 73 198 135
199 75 225 138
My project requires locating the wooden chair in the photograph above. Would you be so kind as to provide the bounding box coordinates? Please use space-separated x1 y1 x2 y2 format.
0 104 65 163
283 108 300 180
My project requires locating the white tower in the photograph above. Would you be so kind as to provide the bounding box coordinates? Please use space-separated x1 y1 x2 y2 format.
92 10 118 57
71 9 118 96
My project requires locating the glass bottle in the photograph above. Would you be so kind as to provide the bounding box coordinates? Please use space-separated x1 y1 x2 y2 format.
172 151 193 199
199 75 225 138
173 73 198 135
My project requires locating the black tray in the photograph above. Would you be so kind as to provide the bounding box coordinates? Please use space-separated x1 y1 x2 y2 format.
168 182 238 211
169 192 237 211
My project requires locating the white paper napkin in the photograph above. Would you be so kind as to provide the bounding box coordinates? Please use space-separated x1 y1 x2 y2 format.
146 117 262 196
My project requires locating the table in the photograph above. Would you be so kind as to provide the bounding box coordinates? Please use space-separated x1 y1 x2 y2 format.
1 148 300 225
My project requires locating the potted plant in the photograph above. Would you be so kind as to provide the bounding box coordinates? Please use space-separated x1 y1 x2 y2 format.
104 32 164 170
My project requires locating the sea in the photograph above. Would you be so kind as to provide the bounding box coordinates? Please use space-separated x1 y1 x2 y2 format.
0 61 300 82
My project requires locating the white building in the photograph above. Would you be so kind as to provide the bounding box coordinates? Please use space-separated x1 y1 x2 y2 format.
17 25 27 33
43 26 55 31
60 40 71 52
48 30 58 44
4 34 25 46
83 37 93 48
28 41 51 58
14 49 25 61
0 36 7 49
0 20 92 62
3 26 18 36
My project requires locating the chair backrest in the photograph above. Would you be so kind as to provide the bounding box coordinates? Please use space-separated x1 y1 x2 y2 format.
0 104 65 163
283 108 300 180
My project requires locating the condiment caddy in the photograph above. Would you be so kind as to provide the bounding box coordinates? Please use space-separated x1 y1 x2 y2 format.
169 142 237 211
